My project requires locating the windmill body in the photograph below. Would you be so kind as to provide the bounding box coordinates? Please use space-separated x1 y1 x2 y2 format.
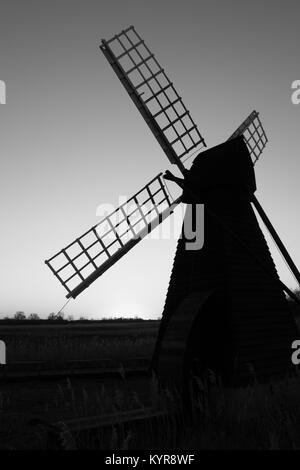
152 136 298 389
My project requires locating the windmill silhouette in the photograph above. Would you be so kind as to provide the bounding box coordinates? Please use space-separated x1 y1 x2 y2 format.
46 26 299 391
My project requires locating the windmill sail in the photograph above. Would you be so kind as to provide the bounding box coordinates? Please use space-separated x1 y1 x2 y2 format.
100 26 206 173
45 174 181 299
227 110 268 164
228 112 300 285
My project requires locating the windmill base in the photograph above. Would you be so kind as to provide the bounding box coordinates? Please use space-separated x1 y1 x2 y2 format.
153 289 297 398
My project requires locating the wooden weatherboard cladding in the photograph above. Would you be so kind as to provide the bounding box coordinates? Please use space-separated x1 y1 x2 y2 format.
152 137 298 389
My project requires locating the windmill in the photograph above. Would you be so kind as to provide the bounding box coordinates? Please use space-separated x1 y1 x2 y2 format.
45 26 299 392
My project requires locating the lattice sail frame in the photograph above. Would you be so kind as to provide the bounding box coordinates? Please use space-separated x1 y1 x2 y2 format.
228 110 268 165
100 26 206 172
45 26 269 299
45 174 181 299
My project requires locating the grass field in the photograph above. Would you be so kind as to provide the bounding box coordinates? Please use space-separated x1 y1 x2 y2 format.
2 366 300 449
1 310 300 450
0 320 159 362
0 320 159 449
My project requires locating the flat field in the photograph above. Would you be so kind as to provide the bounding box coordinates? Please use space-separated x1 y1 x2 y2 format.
0 320 159 363
2 317 300 450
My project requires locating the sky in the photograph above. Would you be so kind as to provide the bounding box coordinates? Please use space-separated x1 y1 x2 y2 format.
0 0 299 319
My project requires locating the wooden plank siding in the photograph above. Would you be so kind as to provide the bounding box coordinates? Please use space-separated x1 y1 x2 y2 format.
152 137 298 390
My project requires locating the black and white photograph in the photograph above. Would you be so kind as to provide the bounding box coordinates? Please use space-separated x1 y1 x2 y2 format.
1 0 300 455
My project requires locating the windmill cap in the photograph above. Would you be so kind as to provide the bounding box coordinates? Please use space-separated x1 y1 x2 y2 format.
182 135 256 203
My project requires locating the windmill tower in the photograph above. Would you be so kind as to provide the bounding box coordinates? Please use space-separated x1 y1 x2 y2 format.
152 136 299 391
45 26 299 393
